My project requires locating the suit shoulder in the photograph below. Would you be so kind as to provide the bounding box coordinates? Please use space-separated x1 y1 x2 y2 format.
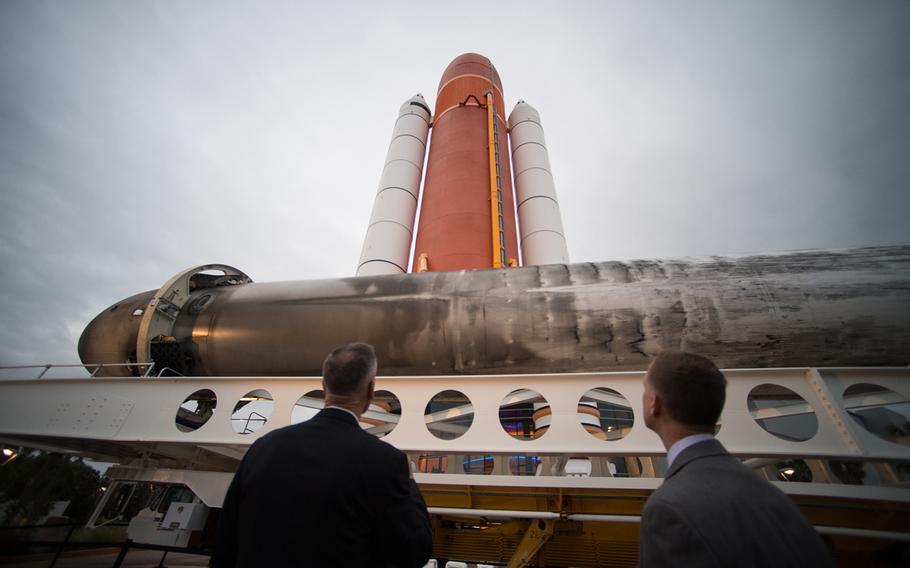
359 431 406 459
653 454 748 499
243 420 317 451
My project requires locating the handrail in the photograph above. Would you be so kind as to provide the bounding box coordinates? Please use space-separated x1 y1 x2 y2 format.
155 366 184 378
0 362 155 380
233 411 267 434
424 509 910 542
0 524 212 568
0 522 83 530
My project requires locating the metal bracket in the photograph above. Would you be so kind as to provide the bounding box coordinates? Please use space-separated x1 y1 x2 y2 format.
460 94 484 108
507 518 556 568
136 264 252 370
153 297 181 320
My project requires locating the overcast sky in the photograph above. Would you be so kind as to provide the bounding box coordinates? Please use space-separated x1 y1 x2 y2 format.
1 0 909 367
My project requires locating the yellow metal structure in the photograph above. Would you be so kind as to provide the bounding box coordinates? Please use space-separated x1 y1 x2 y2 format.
486 90 504 268
507 519 556 568
416 253 429 272
421 479 909 567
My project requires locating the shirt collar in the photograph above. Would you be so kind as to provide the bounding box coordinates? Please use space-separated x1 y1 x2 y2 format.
667 433 715 468
325 405 360 423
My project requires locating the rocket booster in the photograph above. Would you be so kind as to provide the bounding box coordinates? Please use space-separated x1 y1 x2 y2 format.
510 101 569 265
79 246 910 377
356 95 431 276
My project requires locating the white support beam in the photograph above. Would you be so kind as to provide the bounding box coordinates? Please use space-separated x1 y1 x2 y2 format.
0 367 906 465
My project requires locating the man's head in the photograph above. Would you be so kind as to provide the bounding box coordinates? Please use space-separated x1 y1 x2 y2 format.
322 343 377 414
642 350 726 438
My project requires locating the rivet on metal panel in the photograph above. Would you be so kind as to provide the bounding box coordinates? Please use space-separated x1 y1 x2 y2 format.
805 369 862 455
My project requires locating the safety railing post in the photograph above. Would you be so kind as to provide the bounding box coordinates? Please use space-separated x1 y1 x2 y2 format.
48 523 77 568
111 539 131 568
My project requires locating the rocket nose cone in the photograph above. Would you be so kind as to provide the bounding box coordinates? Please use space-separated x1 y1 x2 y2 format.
78 289 155 377
508 100 541 129
438 53 503 93
400 93 431 117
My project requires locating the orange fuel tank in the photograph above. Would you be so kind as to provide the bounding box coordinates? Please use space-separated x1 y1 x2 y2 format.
411 53 519 272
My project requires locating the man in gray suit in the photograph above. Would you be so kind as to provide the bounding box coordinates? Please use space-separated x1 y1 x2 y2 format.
639 351 832 567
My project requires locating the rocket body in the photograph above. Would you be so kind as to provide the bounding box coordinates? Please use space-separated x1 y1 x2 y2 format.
509 102 570 265
80 247 910 377
356 95 431 276
412 53 520 271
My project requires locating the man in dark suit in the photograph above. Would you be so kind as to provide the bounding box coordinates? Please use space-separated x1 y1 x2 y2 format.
639 351 832 567
212 343 432 568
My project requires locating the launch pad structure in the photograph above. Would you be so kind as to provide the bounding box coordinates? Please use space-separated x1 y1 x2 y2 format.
1 53 909 566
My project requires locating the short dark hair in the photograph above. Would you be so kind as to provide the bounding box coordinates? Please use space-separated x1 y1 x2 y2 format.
648 350 726 428
322 343 377 396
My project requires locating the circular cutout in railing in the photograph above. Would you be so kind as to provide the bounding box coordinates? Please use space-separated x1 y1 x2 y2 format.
463 455 495 475
578 387 634 441
843 383 910 446
425 390 474 440
747 384 818 441
827 460 876 485
500 389 550 440
360 390 401 438
291 389 325 425
606 456 646 478
175 389 216 432
416 453 448 474
773 459 813 482
232 389 274 435
510 455 542 476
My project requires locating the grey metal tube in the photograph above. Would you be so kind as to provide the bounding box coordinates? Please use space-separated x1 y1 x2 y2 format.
814 525 910 542
566 515 910 542
567 514 641 523
429 507 559 519
79 245 910 376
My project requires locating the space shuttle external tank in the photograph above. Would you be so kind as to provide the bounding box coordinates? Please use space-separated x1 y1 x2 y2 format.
412 53 520 272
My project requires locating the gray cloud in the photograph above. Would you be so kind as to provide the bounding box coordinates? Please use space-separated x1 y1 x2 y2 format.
1 0 908 366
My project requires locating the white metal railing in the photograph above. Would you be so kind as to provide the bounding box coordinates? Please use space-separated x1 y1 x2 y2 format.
0 367 906 463
0 362 156 379
5 364 906 554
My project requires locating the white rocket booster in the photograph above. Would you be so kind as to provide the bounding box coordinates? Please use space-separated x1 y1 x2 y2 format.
508 101 569 266
356 95 431 276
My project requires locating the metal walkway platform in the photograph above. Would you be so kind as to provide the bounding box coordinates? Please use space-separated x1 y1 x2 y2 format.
0 366 907 567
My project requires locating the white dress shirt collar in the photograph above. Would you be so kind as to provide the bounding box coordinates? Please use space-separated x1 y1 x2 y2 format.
325 405 359 423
